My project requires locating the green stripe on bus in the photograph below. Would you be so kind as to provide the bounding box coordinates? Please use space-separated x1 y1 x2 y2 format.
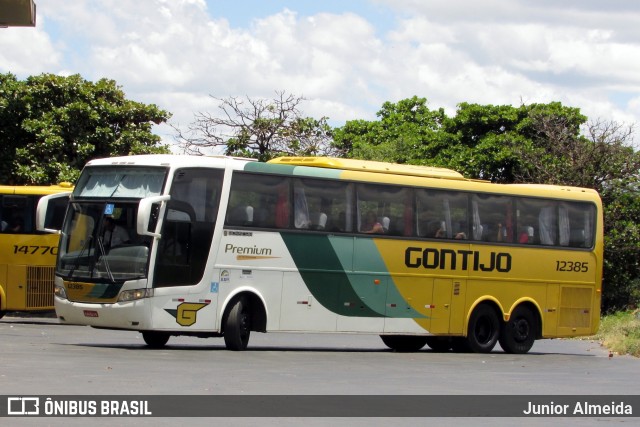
334 237 424 318
281 233 424 319
280 233 383 317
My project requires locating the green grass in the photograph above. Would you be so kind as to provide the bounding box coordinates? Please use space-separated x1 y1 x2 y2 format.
593 310 640 357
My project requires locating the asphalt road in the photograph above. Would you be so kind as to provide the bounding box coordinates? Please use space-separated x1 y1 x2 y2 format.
1 314 638 427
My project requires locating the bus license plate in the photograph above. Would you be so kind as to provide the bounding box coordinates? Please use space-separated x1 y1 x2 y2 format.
83 310 99 318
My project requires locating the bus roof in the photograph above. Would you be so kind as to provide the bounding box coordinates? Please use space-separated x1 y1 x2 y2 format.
79 155 600 201
267 156 600 201
268 157 467 181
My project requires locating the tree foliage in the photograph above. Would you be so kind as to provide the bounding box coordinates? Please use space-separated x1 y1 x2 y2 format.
173 91 338 161
333 97 640 312
0 73 171 184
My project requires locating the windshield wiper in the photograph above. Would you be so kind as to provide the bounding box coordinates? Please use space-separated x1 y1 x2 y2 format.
96 235 115 283
67 235 93 280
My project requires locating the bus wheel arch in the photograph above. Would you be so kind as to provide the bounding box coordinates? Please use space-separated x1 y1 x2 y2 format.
424 336 452 352
0 286 6 313
465 301 501 353
142 331 170 348
380 335 428 352
221 291 267 351
499 302 541 354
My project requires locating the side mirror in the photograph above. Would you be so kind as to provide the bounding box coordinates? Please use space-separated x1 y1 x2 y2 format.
137 195 170 238
36 192 71 233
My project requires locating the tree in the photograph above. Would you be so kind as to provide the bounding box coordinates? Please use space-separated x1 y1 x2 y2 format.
332 96 447 165
601 175 640 311
173 91 337 161
333 100 592 183
0 73 171 184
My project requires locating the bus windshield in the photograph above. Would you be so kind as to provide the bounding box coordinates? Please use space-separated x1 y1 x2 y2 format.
57 166 167 283
57 201 152 282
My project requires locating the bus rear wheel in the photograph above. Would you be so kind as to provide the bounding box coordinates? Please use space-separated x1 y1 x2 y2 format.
224 297 251 351
142 331 170 348
499 306 537 354
380 335 428 352
466 303 500 353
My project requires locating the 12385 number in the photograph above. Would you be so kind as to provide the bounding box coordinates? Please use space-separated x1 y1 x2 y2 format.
556 260 588 272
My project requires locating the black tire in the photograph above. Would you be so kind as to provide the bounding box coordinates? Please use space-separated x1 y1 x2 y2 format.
425 336 452 352
380 335 428 352
466 303 500 353
224 297 251 351
499 305 537 354
142 331 170 348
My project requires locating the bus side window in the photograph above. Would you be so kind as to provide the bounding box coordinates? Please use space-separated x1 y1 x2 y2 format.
472 194 513 243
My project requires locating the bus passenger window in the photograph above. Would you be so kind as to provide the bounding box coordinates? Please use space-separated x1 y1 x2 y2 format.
472 194 513 243
357 183 410 236
417 190 468 240
293 178 353 233
226 173 289 229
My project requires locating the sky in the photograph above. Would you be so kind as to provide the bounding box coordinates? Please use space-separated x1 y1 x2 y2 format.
2 0 640 149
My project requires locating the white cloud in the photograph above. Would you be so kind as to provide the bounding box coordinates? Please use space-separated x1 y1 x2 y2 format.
0 26 60 74
2 0 639 146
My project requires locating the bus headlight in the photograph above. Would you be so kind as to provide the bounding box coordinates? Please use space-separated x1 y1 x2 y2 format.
54 285 67 300
118 288 154 302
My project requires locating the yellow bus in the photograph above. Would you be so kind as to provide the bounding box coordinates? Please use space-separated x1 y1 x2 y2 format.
0 184 72 319
39 155 602 353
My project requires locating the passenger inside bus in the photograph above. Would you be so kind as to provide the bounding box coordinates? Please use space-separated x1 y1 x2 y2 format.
361 211 384 234
1 217 23 233
103 217 129 247
425 220 445 238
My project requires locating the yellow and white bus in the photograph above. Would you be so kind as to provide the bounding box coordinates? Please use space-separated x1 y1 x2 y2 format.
38 155 602 353
0 184 72 318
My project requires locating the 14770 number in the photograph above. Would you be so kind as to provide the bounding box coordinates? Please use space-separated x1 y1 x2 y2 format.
13 245 58 255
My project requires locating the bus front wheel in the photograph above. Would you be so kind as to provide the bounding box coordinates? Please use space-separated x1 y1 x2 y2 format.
499 306 537 354
142 331 170 348
466 303 500 353
224 297 251 351
380 335 428 352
